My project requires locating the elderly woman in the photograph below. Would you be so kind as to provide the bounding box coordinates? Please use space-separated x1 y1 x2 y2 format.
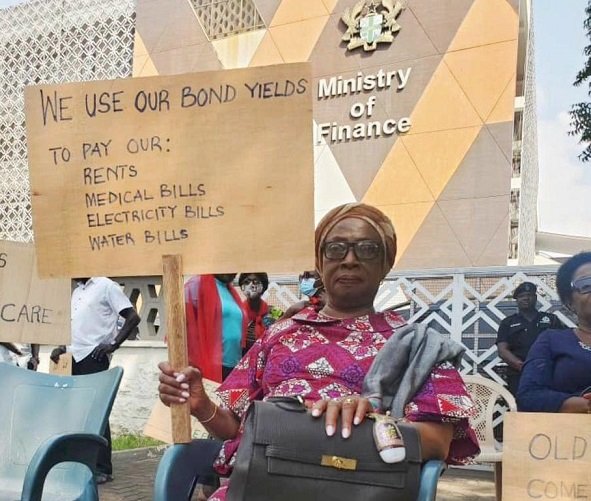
159 203 479 500
518 252 591 412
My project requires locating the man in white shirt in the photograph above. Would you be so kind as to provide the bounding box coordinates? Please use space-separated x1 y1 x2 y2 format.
50 277 140 484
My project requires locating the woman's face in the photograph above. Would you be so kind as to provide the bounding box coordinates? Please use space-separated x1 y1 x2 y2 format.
320 217 385 311
241 274 264 299
570 262 591 322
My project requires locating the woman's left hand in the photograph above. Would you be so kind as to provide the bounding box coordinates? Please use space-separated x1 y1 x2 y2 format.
311 395 373 439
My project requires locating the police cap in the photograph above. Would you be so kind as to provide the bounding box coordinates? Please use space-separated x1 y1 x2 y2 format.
513 281 537 298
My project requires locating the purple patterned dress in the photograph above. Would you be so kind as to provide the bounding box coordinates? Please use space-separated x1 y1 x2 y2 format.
208 308 479 500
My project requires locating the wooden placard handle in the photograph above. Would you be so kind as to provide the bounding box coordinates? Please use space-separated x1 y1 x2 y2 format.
162 254 192 443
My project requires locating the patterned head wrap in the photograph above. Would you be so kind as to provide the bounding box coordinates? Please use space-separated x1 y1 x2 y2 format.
315 203 397 276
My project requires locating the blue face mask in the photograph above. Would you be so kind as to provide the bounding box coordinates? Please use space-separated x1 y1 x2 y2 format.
299 277 317 297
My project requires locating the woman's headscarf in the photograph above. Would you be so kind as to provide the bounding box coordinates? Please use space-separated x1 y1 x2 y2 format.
315 203 397 276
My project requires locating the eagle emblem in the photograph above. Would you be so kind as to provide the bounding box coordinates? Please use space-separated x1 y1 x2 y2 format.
341 0 405 52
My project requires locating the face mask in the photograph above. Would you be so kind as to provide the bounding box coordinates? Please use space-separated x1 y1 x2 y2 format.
242 283 263 299
299 277 317 297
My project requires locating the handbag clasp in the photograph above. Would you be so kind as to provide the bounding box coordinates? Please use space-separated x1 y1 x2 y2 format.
321 455 357 471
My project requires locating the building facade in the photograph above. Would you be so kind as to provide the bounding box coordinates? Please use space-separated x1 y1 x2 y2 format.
0 0 536 269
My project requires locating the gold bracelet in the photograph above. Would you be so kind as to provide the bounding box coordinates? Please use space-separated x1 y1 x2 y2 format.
198 403 218 424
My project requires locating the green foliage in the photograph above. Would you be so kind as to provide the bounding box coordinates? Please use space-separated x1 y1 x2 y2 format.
570 1 591 162
112 434 164 451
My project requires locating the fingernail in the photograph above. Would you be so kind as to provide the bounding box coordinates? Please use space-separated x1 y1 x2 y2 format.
179 398 186 403
326 425 335 437
342 427 351 439
181 391 190 398
176 374 186 383
180 383 189 389
312 408 321 417
354 417 361 426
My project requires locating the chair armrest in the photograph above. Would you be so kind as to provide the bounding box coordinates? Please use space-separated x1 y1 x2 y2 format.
153 439 223 501
21 433 107 501
418 460 447 501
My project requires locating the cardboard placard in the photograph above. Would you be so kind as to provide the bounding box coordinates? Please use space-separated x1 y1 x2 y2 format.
503 412 591 500
0 240 70 344
49 352 72 375
144 377 220 443
24 63 314 279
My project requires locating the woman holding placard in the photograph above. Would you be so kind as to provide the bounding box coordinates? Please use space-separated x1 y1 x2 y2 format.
518 252 591 413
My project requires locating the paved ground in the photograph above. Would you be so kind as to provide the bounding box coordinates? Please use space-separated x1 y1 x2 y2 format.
99 447 495 500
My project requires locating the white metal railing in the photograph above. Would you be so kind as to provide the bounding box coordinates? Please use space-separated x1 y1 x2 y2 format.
115 265 572 386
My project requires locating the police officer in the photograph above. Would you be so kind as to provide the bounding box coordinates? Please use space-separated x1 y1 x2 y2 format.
496 282 564 396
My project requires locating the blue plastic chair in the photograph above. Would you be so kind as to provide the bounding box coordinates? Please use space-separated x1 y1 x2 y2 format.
0 363 123 501
153 439 446 500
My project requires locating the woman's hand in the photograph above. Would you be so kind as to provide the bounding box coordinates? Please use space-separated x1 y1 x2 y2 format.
158 361 213 420
311 395 373 439
559 396 591 413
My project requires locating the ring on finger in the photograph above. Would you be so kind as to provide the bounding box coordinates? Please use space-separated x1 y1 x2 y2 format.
342 397 356 405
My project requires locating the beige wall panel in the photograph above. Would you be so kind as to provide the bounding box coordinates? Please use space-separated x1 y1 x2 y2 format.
486 76 517 124
438 195 510 263
448 0 518 52
253 0 282 26
135 0 168 54
485 122 514 162
327 127 402 200
363 141 434 206
395 204 471 269
249 32 285 67
438 127 511 201
270 0 329 27
324 95 411 200
402 126 481 199
369 55 442 120
445 40 517 122
371 202 434 261
134 54 160 78
475 213 510 265
269 16 329 63
309 14 361 77
321 0 339 15
212 30 266 69
134 31 149 59
348 9 438 69
407 63 482 134
152 0 207 53
136 0 207 55
506 0 519 14
409 0 474 54
150 44 222 75
314 145 356 221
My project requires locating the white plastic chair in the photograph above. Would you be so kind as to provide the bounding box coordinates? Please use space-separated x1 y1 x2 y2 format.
463 375 516 501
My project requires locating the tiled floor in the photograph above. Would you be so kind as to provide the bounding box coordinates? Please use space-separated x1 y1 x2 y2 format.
100 447 496 500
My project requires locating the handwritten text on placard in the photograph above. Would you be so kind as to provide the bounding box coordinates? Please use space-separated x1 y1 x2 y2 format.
0 240 70 344
25 64 314 278
503 412 591 500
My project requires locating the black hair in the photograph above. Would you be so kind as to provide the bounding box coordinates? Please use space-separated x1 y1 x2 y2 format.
556 251 591 306
238 272 269 293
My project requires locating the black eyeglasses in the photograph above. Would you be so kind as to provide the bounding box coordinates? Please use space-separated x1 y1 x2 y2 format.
323 240 382 261
572 276 591 295
242 278 262 286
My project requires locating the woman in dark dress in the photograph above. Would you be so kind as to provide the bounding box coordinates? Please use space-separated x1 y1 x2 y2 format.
518 252 591 412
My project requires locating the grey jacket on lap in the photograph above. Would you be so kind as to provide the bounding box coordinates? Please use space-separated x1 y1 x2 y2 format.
362 323 465 417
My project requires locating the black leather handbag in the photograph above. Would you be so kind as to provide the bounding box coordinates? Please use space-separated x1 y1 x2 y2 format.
226 397 422 501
